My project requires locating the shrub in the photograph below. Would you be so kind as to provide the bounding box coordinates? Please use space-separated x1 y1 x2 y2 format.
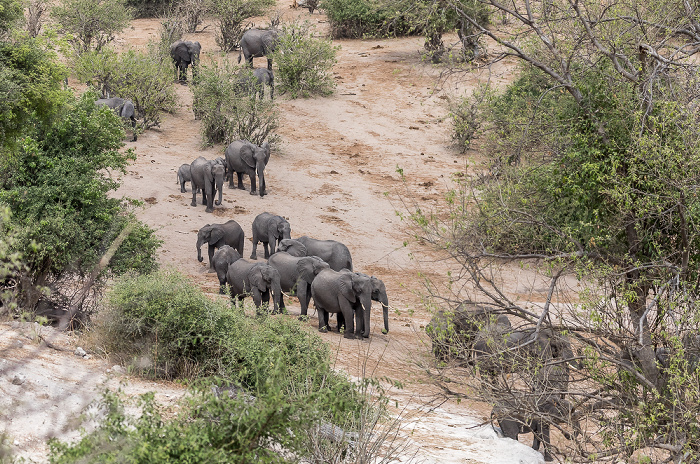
209 0 275 52
0 207 25 317
74 46 177 129
51 0 132 53
192 60 278 146
320 0 414 39
179 0 209 33
25 0 48 38
125 0 170 18
271 21 337 98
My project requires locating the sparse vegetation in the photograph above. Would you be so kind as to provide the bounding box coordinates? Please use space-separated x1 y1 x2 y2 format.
210 0 275 53
51 0 132 53
271 21 337 98
192 59 278 146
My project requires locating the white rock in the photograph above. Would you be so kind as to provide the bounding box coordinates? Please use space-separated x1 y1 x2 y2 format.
111 365 125 374
11 374 26 385
13 440 19 446
74 347 87 357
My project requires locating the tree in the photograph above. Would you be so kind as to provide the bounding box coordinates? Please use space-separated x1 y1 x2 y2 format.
414 1 700 462
209 0 275 53
51 0 132 53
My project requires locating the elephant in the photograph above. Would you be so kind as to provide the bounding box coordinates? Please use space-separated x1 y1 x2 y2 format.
268 252 329 315
211 245 241 293
196 220 245 271
492 396 579 462
170 40 201 82
190 156 225 213
237 28 278 70
95 97 137 141
236 68 275 99
336 272 389 335
224 140 271 197
176 163 200 193
276 236 352 272
295 0 319 14
425 302 510 363
250 212 291 260
226 259 282 314
311 268 373 339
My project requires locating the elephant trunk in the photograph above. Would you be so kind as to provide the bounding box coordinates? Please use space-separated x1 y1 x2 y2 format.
380 292 389 334
257 161 266 197
361 292 372 338
196 235 204 262
215 176 223 205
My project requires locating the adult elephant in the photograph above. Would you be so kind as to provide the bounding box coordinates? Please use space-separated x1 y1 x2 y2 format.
268 252 329 315
277 236 352 272
337 273 389 335
224 140 270 197
226 259 282 314
492 396 579 462
250 212 291 260
425 302 510 363
170 40 201 82
311 269 373 339
237 28 278 70
190 156 225 213
211 245 241 293
95 97 137 141
196 220 245 271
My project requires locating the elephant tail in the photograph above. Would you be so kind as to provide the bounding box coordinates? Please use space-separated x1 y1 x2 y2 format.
237 49 242 64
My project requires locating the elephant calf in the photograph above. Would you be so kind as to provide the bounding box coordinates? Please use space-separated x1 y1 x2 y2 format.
176 164 198 193
226 259 282 314
236 68 274 99
212 245 241 293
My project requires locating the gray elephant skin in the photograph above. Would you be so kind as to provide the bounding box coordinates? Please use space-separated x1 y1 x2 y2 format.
268 252 329 315
190 156 225 213
311 269 373 339
336 272 389 335
236 68 274 99
425 303 509 363
177 163 201 193
95 97 137 141
250 212 291 260
226 259 282 314
237 28 278 70
170 40 201 82
493 396 578 462
211 245 241 293
225 140 270 197
197 220 245 270
277 237 352 272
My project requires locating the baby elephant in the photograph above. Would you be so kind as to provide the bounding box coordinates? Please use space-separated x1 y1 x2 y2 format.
176 164 199 193
236 68 274 99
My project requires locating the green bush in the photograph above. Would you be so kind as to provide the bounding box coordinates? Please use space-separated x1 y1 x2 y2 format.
51 0 132 53
210 0 275 52
271 21 337 98
74 46 177 129
0 207 25 317
320 0 415 39
192 60 278 146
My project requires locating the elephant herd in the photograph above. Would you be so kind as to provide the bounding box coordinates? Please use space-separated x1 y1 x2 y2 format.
195 214 390 340
426 303 580 461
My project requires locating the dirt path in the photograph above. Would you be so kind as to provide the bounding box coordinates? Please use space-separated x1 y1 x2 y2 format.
1 4 548 463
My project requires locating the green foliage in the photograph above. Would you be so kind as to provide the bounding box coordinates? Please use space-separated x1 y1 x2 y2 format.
320 0 415 39
126 0 170 18
0 0 23 35
0 207 25 317
0 92 161 286
74 46 177 129
271 21 337 98
51 0 132 53
0 38 69 146
210 0 275 52
192 59 278 146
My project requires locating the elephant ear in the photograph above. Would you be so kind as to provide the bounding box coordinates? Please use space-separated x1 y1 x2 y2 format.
210 227 224 244
261 142 271 164
249 267 267 292
297 258 316 282
339 272 357 303
313 257 329 274
240 145 256 169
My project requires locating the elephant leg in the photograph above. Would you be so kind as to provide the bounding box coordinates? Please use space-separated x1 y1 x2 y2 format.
298 282 309 316
339 300 355 339
250 238 259 260
208 245 216 271
354 304 364 338
337 312 345 332
191 188 197 207
180 180 186 193
249 174 257 195
318 308 329 332
267 57 272 71
236 172 245 190
262 241 270 259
